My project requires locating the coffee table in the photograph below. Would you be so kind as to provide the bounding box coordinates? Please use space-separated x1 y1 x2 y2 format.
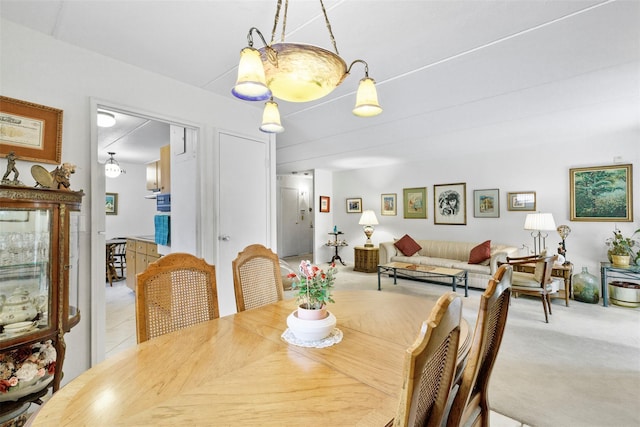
378 262 468 296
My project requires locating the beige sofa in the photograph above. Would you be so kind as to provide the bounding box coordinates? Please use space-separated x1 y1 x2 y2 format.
379 239 519 290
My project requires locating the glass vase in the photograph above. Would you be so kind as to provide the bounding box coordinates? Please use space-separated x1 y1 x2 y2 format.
573 267 599 304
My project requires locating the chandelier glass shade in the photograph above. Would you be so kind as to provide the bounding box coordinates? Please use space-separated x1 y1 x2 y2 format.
260 99 284 133
104 152 123 178
232 0 382 133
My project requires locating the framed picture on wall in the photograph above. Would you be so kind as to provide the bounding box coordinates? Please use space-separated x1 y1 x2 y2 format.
319 195 330 213
473 189 500 218
403 187 427 219
507 191 536 211
346 197 362 213
381 193 397 216
0 96 63 164
570 164 633 221
106 193 118 215
434 183 467 225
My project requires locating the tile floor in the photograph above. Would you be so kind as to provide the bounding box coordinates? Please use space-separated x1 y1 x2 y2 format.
105 266 530 427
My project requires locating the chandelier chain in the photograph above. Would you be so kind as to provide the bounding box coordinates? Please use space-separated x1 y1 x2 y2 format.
269 0 339 55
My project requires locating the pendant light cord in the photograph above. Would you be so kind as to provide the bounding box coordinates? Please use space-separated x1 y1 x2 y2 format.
270 0 339 55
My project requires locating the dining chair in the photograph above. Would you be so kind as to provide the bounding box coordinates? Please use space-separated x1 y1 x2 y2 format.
445 264 512 427
506 254 560 323
111 239 127 278
135 252 219 343
389 292 462 427
232 243 284 312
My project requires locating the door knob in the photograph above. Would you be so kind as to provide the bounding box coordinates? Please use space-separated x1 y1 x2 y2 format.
219 235 231 241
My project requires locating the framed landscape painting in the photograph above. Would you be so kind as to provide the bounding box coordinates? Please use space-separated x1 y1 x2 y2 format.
346 197 362 213
434 183 467 225
381 193 397 216
507 191 536 211
474 189 500 218
403 187 427 219
570 164 633 221
105 193 118 215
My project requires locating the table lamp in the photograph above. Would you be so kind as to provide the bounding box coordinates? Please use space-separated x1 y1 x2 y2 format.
358 210 379 248
524 212 556 255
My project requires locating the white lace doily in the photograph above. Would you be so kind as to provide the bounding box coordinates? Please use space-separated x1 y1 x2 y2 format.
281 328 343 348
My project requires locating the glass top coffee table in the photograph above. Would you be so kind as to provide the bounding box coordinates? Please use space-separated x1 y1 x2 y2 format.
377 262 468 296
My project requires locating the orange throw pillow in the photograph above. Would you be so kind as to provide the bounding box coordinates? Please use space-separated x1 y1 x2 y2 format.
394 234 422 256
469 240 491 264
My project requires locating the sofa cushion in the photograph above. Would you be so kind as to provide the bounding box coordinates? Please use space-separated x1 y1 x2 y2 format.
469 240 491 264
394 234 422 256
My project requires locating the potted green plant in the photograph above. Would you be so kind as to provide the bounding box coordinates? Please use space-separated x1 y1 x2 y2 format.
287 260 337 320
605 228 640 266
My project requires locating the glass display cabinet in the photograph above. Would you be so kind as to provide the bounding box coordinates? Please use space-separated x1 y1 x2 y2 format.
0 185 83 405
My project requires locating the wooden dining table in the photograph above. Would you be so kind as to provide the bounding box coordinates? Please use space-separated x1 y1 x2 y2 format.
32 290 470 426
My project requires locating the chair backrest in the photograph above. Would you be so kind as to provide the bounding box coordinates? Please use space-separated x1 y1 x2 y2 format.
507 254 557 286
393 292 462 427
135 252 219 343
232 244 284 312
446 264 512 427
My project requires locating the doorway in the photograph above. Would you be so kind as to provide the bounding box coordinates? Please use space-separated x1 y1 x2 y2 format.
90 100 200 364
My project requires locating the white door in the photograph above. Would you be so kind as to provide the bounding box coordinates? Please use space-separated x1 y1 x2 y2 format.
279 187 299 257
217 132 270 316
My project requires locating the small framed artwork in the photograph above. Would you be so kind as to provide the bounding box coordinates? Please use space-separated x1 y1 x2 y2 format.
570 164 633 221
381 193 397 216
434 183 467 225
106 193 118 215
473 189 500 218
507 191 536 211
0 96 63 164
319 196 330 213
403 187 427 219
346 197 362 213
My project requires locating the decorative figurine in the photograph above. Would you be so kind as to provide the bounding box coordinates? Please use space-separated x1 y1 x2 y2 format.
1 151 22 185
557 224 571 265
50 163 76 190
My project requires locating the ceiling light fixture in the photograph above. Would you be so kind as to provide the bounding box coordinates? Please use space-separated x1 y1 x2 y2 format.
232 0 382 133
104 152 124 178
97 111 116 128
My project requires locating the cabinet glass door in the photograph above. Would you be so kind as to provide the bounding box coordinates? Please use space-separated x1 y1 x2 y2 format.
0 209 51 341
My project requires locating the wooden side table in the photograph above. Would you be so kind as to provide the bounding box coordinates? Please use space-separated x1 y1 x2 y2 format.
511 262 573 306
354 246 379 273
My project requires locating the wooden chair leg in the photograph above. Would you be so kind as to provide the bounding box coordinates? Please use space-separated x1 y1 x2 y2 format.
546 294 553 315
541 295 549 323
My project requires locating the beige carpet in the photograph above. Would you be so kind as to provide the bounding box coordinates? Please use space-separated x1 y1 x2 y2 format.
283 256 640 427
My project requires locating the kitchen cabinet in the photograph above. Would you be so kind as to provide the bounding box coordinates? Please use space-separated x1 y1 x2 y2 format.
0 185 83 405
125 237 160 291
146 144 170 193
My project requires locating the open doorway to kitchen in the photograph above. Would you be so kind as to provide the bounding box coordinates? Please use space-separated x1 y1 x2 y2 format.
91 100 200 364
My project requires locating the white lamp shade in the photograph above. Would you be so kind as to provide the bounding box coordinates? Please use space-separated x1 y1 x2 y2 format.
232 47 271 101
524 213 556 231
105 162 121 178
352 77 382 117
359 210 379 225
259 100 284 133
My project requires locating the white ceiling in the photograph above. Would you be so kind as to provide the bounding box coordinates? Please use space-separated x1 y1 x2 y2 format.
2 0 639 174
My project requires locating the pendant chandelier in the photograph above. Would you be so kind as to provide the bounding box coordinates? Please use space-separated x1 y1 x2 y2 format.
104 152 125 178
232 0 382 133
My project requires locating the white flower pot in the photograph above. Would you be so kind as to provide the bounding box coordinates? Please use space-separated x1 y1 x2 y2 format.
286 310 336 342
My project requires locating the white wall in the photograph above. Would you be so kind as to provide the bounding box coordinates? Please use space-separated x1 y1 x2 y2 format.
1 19 267 383
313 169 334 265
105 162 157 239
332 131 639 278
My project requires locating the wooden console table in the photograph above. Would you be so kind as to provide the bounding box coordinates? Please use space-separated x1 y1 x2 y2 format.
354 246 379 273
326 232 347 265
511 262 573 306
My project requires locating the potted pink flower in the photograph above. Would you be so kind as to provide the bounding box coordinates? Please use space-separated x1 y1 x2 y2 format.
287 260 337 320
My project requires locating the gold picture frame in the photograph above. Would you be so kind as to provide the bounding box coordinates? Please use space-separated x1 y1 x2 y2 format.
403 187 427 219
346 197 362 213
570 164 633 222
106 193 118 215
0 96 63 164
507 191 536 211
381 193 397 216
